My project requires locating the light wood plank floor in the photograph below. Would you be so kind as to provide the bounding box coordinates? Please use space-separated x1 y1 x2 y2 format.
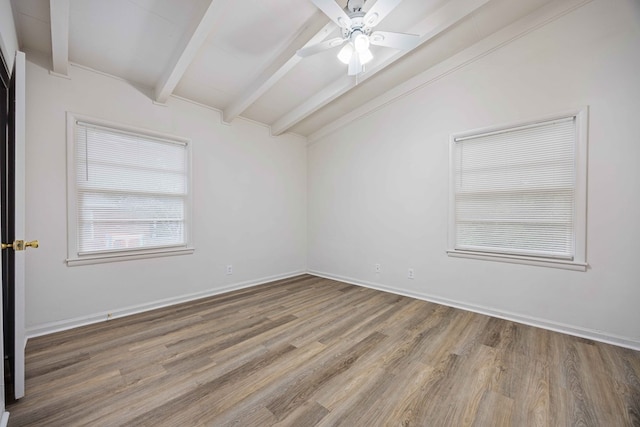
7 274 640 426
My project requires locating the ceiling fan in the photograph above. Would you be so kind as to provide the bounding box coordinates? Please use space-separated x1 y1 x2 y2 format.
298 0 420 76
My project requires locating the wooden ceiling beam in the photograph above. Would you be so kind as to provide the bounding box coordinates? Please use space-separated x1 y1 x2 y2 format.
49 0 70 77
154 0 230 104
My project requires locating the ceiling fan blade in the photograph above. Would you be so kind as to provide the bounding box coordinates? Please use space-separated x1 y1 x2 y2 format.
311 0 353 29
297 37 347 57
363 0 403 28
369 31 420 50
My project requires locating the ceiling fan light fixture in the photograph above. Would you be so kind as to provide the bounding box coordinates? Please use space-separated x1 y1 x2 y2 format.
359 48 373 64
353 33 370 53
337 43 354 64
307 0 418 76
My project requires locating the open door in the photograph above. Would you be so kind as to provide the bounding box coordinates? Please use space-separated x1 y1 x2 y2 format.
1 51 28 403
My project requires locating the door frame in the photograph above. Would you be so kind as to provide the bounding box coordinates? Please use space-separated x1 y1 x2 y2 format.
0 40 10 426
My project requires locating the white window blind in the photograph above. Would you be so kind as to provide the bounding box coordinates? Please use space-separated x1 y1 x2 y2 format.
74 120 189 255
452 117 577 259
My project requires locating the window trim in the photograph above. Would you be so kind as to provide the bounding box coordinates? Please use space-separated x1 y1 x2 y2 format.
447 107 589 271
66 112 194 266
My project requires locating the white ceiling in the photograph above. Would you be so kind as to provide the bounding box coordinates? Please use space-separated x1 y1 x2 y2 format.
10 0 555 137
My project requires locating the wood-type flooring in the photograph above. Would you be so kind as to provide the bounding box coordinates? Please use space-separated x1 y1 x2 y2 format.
7 274 640 426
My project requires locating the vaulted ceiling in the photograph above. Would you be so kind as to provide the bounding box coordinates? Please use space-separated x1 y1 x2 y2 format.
11 0 554 138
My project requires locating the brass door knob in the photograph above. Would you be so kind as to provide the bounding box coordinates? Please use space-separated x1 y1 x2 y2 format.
1 239 39 251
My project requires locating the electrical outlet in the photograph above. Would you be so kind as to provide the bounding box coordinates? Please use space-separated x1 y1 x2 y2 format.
226 265 233 275
375 263 381 273
408 268 414 279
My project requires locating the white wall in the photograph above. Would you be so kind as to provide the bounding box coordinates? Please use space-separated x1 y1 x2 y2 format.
0 0 18 71
24 55 307 334
308 0 640 348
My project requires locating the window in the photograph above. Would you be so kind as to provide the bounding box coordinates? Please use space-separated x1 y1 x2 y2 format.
67 113 193 265
448 108 588 271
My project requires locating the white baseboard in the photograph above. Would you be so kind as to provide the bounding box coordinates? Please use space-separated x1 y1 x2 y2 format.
0 412 9 427
26 268 639 352
307 270 640 352
26 270 306 339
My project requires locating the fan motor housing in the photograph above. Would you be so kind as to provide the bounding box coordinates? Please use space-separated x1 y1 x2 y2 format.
341 12 370 38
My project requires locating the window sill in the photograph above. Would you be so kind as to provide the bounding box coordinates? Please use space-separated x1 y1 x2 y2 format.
446 250 587 271
66 247 195 266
